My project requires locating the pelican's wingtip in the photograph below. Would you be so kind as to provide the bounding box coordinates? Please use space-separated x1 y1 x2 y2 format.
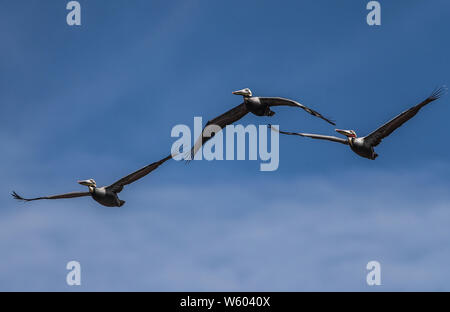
430 85 448 100
11 191 25 201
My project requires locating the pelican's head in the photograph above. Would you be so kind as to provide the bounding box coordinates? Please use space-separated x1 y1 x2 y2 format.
335 129 357 138
78 179 96 187
232 88 252 97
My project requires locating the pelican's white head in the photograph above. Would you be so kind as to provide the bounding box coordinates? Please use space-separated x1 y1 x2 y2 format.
335 129 357 138
78 179 96 187
232 88 252 97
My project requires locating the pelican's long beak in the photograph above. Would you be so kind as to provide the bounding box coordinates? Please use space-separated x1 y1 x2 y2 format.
78 179 95 187
335 129 357 138
232 88 252 96
232 89 246 95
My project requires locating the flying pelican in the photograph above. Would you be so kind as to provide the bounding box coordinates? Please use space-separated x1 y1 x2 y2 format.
12 154 172 207
269 86 447 160
188 88 335 158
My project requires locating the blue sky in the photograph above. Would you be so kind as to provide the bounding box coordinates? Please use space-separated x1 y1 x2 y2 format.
0 0 450 291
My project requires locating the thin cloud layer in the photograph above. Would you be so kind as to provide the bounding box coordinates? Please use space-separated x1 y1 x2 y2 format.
1 167 449 291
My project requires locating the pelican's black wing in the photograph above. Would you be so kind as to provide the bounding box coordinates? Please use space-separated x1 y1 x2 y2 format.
269 125 348 145
260 97 335 125
365 86 447 147
106 154 172 193
12 191 90 202
188 103 248 159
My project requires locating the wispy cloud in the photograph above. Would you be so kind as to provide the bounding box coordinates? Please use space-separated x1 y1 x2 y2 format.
1 165 450 291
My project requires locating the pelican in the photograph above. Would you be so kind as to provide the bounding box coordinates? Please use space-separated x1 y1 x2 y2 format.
12 154 172 207
188 88 335 158
270 86 447 160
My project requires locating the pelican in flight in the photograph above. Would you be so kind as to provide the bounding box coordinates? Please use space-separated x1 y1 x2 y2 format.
270 86 447 160
188 88 335 158
12 154 172 207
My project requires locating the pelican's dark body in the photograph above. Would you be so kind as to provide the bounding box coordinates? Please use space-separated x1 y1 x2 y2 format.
348 137 378 160
90 187 125 207
243 96 274 116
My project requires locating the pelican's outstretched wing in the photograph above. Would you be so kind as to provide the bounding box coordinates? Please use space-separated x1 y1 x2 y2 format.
269 125 348 145
106 154 172 193
12 191 90 202
260 97 335 125
365 86 447 147
188 103 248 159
